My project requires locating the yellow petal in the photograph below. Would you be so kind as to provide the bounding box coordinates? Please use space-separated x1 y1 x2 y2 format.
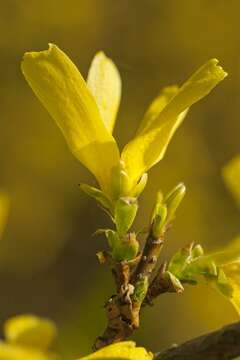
122 59 227 188
21 44 120 194
136 85 179 135
77 341 153 360
87 51 121 134
4 315 57 351
222 261 240 314
206 236 240 266
0 343 56 360
223 155 240 206
0 191 10 239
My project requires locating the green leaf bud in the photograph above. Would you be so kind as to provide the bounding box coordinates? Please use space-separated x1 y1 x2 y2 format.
164 271 184 293
111 160 132 199
106 230 139 262
115 197 138 236
165 183 186 222
152 204 167 238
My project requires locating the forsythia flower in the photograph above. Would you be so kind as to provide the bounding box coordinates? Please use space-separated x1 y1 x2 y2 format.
77 341 153 360
0 191 9 239
0 315 59 360
21 44 227 203
221 157 240 313
223 155 240 206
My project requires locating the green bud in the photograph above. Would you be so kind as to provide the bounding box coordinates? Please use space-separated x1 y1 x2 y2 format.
168 247 190 278
115 197 138 236
165 183 186 222
105 230 139 262
152 204 167 238
123 232 140 261
202 260 218 277
131 173 148 198
133 276 148 303
111 160 132 199
79 183 113 213
151 191 164 223
105 230 119 250
191 244 204 258
164 271 184 293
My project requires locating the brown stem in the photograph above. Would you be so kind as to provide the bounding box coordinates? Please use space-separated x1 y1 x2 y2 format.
131 231 165 283
155 322 240 360
94 261 139 349
144 263 184 305
94 229 168 349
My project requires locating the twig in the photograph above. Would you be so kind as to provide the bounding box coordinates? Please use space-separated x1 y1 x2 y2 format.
155 321 240 360
131 230 165 283
94 227 171 349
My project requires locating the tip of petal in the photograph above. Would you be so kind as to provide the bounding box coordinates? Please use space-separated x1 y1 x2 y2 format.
201 58 228 81
21 43 59 68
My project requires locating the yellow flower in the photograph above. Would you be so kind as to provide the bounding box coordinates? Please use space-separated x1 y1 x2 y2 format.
223 155 240 206
205 236 240 315
21 44 227 201
77 341 153 360
0 315 59 360
222 260 240 314
0 191 9 238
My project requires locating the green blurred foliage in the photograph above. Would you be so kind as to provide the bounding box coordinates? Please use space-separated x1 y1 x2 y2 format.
0 0 240 359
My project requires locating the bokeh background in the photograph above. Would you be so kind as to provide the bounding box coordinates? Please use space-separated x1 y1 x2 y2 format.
0 1 240 358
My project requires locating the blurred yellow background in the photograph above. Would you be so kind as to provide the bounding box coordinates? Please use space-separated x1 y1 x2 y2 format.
0 1 240 358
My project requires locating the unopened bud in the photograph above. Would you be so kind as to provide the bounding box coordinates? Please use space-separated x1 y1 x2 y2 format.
131 173 148 198
111 161 132 199
165 183 186 222
115 197 138 236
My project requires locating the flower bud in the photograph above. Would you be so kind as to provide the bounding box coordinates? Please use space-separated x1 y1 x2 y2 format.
165 183 186 222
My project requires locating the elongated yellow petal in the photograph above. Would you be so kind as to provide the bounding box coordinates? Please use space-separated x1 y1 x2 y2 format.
78 341 153 360
222 261 240 314
21 44 120 194
0 343 56 360
196 236 240 267
122 59 227 188
136 85 179 135
4 315 56 351
0 191 9 239
87 52 121 134
223 155 240 206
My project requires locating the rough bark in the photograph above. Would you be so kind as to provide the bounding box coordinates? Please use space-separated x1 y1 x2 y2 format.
155 322 240 360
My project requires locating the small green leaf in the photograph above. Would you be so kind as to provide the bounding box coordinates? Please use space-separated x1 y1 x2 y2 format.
164 271 184 293
115 197 138 236
151 191 168 237
79 183 113 213
168 246 191 278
